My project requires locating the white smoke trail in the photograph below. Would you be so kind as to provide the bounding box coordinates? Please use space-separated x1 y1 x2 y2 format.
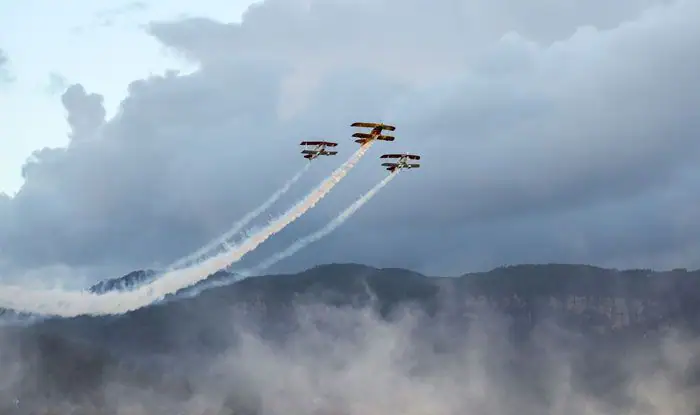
173 172 398 298
166 163 311 270
241 172 397 279
0 144 373 317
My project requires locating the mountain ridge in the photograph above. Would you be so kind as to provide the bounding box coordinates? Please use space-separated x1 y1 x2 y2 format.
3 262 700 412
47 262 700 336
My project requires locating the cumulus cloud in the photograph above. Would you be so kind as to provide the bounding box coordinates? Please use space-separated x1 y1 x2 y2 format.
1 0 699 280
61 84 107 142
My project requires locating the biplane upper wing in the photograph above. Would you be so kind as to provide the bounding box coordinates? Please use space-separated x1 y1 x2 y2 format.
301 140 338 146
351 122 396 131
351 122 380 128
380 153 420 159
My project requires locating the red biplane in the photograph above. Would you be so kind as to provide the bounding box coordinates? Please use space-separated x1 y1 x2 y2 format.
300 141 338 160
350 122 396 145
380 153 421 173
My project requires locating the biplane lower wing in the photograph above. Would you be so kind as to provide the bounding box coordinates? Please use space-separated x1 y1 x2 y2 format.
352 132 394 142
408 164 420 168
302 150 337 156
352 132 372 139
353 132 373 144
381 163 398 167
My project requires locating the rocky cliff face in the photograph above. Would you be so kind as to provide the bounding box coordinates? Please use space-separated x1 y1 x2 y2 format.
453 292 665 332
437 264 700 333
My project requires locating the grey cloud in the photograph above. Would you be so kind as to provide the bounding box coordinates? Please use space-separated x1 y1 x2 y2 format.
62 84 107 142
1 0 699 280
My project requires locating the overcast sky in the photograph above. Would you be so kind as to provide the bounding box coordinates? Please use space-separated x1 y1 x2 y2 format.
0 0 699 285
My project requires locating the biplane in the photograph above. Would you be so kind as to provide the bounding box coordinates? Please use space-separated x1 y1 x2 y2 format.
380 153 421 173
300 141 338 160
350 122 396 145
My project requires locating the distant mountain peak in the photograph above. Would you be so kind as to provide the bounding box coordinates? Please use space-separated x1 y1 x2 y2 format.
87 269 158 294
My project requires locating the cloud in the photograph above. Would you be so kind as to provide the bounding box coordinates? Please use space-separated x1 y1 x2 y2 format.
0 49 12 83
1 0 699 280
91 1 149 29
45 72 69 96
61 84 107 142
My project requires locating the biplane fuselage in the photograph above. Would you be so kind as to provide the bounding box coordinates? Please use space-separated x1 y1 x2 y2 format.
380 153 421 173
300 141 338 160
